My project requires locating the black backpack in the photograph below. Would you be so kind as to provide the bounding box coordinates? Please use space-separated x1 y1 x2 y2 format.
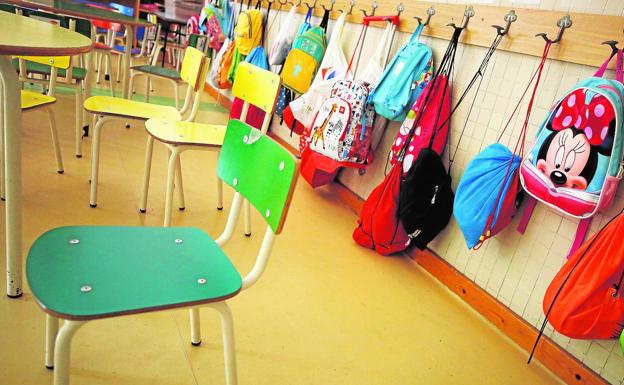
398 149 453 250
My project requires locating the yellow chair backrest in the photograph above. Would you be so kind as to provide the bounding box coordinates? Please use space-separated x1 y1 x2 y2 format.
14 55 71 69
232 62 281 114
180 47 207 92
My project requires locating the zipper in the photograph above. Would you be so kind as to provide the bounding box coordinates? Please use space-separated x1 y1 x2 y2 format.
431 185 439 204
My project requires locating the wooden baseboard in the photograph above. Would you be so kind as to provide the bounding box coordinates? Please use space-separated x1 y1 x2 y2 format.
202 82 606 385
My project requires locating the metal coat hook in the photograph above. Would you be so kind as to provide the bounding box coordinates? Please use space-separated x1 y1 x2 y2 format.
342 0 355 15
447 5 474 31
414 6 435 27
304 0 317 10
536 14 572 44
603 40 620 58
290 0 301 6
320 0 335 12
396 2 404 17
492 9 516 36
360 0 377 17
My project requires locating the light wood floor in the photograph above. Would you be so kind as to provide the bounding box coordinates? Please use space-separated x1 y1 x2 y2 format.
0 67 564 385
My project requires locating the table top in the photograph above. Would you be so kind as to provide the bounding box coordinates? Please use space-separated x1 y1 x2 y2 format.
155 9 191 24
2 0 152 26
0 10 93 55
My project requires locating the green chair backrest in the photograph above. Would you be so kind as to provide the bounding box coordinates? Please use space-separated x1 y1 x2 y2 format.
217 119 299 234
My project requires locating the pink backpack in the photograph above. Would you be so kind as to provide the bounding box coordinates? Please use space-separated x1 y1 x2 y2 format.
518 50 624 256
389 72 449 173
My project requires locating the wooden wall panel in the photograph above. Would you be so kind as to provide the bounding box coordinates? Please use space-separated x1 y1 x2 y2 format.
259 1 624 68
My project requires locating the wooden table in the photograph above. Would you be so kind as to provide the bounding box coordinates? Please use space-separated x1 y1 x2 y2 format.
0 10 92 297
3 0 152 99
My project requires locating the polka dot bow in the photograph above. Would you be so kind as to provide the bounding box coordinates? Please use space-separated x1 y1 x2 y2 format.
552 88 615 146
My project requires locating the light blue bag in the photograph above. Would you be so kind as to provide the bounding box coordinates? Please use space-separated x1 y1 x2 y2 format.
369 24 433 121
245 46 269 70
454 143 521 248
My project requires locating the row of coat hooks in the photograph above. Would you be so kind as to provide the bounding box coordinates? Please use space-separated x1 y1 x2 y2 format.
263 0 624 54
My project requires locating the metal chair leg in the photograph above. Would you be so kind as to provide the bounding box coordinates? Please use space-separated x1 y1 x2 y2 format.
75 85 83 158
139 135 154 213
45 314 59 369
163 147 179 227
217 176 223 210
175 154 185 211
53 320 85 385
244 200 251 237
46 108 63 174
209 302 238 385
89 116 108 208
189 308 201 346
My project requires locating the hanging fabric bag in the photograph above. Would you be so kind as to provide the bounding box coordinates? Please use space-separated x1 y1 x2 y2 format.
454 42 552 249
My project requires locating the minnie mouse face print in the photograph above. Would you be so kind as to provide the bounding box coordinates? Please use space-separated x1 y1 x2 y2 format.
536 88 615 190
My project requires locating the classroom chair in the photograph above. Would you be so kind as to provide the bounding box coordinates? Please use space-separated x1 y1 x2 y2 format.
0 55 69 199
140 62 280 229
83 46 206 208
2 5 91 157
92 19 121 95
26 117 300 385
129 34 208 110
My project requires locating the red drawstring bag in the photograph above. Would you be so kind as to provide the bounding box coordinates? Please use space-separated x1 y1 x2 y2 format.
230 97 266 129
352 163 410 255
542 208 624 340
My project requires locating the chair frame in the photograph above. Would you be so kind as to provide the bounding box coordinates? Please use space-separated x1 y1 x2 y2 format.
38 119 299 385
85 46 207 208
140 63 281 231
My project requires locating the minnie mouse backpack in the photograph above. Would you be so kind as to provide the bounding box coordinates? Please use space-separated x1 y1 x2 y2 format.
518 49 624 256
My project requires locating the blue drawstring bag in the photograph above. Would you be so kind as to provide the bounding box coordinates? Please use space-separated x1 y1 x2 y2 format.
245 46 269 70
454 143 521 248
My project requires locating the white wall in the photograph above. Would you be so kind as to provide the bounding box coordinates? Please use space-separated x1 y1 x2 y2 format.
216 1 624 383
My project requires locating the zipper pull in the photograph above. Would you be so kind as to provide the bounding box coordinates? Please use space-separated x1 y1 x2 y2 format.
431 185 439 204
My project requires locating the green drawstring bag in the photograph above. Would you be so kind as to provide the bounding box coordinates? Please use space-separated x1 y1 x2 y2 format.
227 47 245 84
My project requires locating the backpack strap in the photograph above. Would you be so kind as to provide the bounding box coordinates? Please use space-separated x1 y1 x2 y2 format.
319 9 330 32
408 23 424 44
617 48 623 83
516 196 537 234
568 218 592 258
304 6 312 24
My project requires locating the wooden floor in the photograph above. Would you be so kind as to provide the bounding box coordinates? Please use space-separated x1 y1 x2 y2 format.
0 64 565 385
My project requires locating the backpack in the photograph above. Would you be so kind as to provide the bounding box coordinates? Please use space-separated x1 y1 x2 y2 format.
300 80 375 187
352 27 461 256
281 12 328 94
204 0 231 50
518 49 624 256
216 39 236 89
369 24 433 121
456 41 551 249
233 8 263 55
540 208 624 341
269 4 298 66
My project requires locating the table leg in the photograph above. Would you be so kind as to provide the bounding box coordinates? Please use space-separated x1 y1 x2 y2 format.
122 24 134 99
161 21 169 68
0 55 23 298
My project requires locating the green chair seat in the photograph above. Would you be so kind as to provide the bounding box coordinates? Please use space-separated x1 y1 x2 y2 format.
27 226 242 320
13 58 87 80
131 64 182 81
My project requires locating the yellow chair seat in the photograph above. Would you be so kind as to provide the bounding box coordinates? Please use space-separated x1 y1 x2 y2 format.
146 118 226 147
84 96 182 121
21 90 55 110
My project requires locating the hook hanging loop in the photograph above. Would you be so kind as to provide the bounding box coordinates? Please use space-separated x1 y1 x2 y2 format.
447 5 474 31
414 6 435 27
492 9 517 36
536 14 572 44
